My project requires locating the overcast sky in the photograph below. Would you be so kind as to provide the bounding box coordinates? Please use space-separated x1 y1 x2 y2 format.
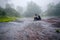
0 0 60 11
0 0 9 8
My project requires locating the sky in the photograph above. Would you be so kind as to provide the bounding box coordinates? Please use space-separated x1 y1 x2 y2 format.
0 0 60 11
0 0 9 8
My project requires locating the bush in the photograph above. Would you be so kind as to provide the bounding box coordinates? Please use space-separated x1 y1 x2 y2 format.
0 17 16 22
56 29 60 33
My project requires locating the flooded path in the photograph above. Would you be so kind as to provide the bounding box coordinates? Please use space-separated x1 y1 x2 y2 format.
0 18 60 40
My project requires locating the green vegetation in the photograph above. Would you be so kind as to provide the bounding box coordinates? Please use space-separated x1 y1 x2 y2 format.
56 29 60 33
0 17 16 22
41 2 60 18
5 4 20 17
0 4 21 22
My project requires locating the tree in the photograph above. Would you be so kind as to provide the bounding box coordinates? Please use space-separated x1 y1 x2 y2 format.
24 1 41 17
46 2 60 17
54 2 60 16
0 7 6 17
5 4 20 17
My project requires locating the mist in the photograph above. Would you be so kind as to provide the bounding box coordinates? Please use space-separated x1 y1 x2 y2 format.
9 0 60 11
0 0 60 10
0 0 60 18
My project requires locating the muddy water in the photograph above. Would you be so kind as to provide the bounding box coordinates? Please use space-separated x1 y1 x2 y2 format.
0 18 60 40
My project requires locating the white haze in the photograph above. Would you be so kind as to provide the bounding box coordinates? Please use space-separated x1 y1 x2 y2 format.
0 0 60 11
9 0 60 11
0 0 9 8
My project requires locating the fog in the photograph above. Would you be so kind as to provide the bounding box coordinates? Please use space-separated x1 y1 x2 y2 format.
0 0 60 11
0 0 60 18
0 0 9 8
9 0 60 11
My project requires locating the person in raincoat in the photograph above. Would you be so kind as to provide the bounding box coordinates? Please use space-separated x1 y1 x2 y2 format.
34 14 41 21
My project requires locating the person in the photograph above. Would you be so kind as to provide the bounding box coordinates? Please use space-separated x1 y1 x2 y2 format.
34 14 38 20
37 15 41 20
34 14 41 21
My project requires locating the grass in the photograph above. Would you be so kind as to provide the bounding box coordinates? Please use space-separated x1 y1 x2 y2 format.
0 17 16 22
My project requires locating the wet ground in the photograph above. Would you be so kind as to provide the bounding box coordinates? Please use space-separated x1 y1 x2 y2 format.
0 18 60 40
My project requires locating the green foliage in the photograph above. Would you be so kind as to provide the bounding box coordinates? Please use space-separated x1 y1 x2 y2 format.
5 4 20 17
0 17 16 22
0 7 6 17
0 4 21 22
56 29 60 33
0 4 20 18
45 2 60 17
